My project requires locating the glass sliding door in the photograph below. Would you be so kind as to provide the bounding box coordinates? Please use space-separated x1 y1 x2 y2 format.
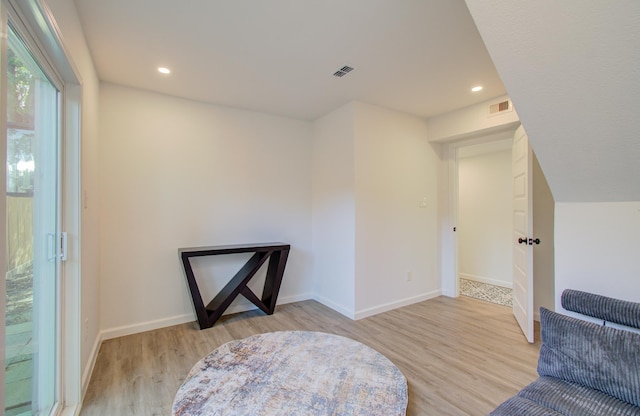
5 23 60 415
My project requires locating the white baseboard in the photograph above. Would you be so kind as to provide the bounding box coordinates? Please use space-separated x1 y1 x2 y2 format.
354 290 442 320
441 289 456 297
101 313 195 341
223 293 314 316
459 273 512 289
278 293 314 306
100 293 314 341
314 291 442 321
59 404 80 416
82 331 103 399
312 295 355 319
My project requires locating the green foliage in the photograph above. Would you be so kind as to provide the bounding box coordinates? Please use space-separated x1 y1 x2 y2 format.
7 47 35 127
6 46 36 193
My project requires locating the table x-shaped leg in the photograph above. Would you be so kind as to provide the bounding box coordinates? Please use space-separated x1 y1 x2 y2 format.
179 243 290 329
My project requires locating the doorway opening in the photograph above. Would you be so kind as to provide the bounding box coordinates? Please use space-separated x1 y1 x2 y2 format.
442 128 555 323
457 139 513 307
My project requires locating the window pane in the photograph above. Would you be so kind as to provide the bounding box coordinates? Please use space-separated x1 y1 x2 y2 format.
5 25 59 416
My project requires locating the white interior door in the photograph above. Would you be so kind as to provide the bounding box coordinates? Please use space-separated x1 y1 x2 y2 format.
512 125 534 343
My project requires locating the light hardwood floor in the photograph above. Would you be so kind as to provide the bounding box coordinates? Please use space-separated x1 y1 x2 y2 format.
80 296 540 416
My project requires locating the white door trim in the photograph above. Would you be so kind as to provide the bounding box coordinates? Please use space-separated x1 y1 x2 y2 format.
440 127 520 298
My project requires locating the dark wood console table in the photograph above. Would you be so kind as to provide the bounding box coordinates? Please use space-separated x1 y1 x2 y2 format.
179 243 290 330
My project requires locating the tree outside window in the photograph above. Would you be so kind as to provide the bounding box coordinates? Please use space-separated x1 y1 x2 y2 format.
7 47 35 195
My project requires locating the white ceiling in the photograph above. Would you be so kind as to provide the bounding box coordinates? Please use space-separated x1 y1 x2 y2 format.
73 0 505 121
466 0 640 202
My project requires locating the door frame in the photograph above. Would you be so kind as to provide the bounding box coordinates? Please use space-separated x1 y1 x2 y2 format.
2 0 82 413
439 125 520 298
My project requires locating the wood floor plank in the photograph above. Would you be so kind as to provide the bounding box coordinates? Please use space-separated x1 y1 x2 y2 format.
80 296 540 416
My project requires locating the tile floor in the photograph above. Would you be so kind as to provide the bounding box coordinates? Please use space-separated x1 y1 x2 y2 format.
459 278 513 307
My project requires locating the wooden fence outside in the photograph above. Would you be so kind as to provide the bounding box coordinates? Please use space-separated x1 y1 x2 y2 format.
6 195 33 275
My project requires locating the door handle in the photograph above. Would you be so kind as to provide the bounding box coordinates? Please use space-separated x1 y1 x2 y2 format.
60 232 68 261
518 237 541 245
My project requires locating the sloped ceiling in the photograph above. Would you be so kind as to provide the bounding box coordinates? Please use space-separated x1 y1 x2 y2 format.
465 0 640 202
73 0 505 120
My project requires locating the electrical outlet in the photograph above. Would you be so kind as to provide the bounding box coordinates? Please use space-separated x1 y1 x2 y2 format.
407 271 413 282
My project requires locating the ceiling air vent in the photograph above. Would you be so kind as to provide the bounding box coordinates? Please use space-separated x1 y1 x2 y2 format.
333 65 354 77
489 99 513 116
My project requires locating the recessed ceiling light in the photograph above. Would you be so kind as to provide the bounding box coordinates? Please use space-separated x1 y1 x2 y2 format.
471 85 483 92
158 67 171 74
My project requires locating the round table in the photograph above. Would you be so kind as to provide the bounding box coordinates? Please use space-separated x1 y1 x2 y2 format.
172 331 408 415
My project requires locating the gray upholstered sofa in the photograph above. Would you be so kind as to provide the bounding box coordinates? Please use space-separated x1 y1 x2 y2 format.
490 289 640 416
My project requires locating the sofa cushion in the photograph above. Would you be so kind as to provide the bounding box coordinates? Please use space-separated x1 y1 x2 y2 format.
490 395 563 416
538 308 640 407
518 376 640 416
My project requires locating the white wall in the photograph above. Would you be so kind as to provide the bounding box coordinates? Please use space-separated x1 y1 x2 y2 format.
311 101 441 319
45 0 102 397
353 102 440 317
311 103 356 317
427 94 519 142
99 83 313 337
555 202 640 310
458 148 512 287
465 0 640 202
